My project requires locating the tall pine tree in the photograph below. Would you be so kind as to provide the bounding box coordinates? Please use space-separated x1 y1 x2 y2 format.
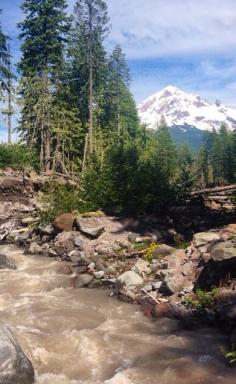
0 10 8 97
72 0 109 154
18 0 71 172
101 44 139 138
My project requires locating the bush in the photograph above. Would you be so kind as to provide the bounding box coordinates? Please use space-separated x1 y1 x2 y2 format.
0 143 38 170
183 288 220 310
80 140 179 215
39 182 82 223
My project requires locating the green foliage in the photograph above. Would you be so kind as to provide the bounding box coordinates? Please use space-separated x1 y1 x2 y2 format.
80 128 179 215
18 0 72 172
195 126 236 187
39 182 82 224
132 241 152 251
183 288 220 310
0 143 38 169
225 346 236 364
0 10 9 95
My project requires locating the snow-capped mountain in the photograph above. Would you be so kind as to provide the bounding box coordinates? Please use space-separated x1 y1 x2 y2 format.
138 86 236 131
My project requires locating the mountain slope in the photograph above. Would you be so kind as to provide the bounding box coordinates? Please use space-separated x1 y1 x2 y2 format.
138 86 236 131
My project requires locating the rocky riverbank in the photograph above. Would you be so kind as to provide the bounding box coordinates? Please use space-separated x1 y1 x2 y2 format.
0 167 236 372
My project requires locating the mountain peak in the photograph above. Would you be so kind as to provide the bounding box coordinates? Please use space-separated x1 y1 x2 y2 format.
138 87 236 131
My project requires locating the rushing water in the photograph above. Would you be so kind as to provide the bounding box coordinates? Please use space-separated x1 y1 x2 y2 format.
0 244 235 384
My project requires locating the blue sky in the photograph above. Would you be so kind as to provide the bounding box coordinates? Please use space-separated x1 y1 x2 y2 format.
1 0 236 139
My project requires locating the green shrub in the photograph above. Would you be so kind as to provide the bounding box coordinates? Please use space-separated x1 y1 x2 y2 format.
80 140 179 215
0 143 38 170
39 182 82 223
183 288 220 310
225 346 236 364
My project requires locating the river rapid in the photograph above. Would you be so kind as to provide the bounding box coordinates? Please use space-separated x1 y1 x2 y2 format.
0 244 235 384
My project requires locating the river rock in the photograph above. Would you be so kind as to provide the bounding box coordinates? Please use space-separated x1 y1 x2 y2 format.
22 217 39 226
152 281 163 291
39 224 55 236
193 232 220 248
73 236 84 250
68 250 83 264
28 242 42 255
54 231 76 255
210 241 236 261
162 273 187 295
152 244 176 259
76 218 105 239
0 254 17 270
93 270 105 279
53 213 76 232
151 303 173 319
16 231 31 245
75 274 94 288
132 260 151 275
0 323 34 384
117 271 143 287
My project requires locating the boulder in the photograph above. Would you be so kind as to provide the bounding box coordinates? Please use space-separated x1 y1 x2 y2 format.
95 243 116 255
162 273 187 295
152 281 163 291
117 271 143 287
53 213 76 232
211 241 236 261
0 323 34 384
151 303 173 319
28 242 42 255
193 232 220 248
15 231 31 245
132 260 151 275
39 224 55 236
76 218 104 239
74 274 94 288
118 286 137 303
54 232 76 255
68 250 84 264
93 271 105 279
73 236 84 250
152 244 176 259
0 254 17 270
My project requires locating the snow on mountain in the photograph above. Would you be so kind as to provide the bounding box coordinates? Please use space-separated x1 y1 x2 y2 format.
138 86 236 131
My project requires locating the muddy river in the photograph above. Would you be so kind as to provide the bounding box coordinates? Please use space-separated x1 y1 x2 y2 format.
0 244 235 384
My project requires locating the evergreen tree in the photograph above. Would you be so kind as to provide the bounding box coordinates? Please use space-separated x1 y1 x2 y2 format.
18 0 71 172
101 44 139 138
177 144 194 195
0 10 8 97
72 0 110 154
155 116 177 180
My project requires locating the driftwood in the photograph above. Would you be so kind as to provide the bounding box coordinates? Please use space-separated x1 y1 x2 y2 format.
191 184 236 197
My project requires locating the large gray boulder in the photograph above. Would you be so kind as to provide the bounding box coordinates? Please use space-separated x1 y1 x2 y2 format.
76 218 105 239
0 254 17 270
0 323 34 384
117 271 143 287
193 232 220 248
211 241 236 261
74 274 94 288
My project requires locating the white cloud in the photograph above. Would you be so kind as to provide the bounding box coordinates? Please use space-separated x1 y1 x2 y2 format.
104 0 236 58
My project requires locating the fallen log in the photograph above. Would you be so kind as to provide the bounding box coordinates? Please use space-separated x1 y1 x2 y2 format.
191 184 236 197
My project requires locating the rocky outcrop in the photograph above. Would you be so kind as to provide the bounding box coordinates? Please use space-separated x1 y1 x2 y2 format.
0 323 34 384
